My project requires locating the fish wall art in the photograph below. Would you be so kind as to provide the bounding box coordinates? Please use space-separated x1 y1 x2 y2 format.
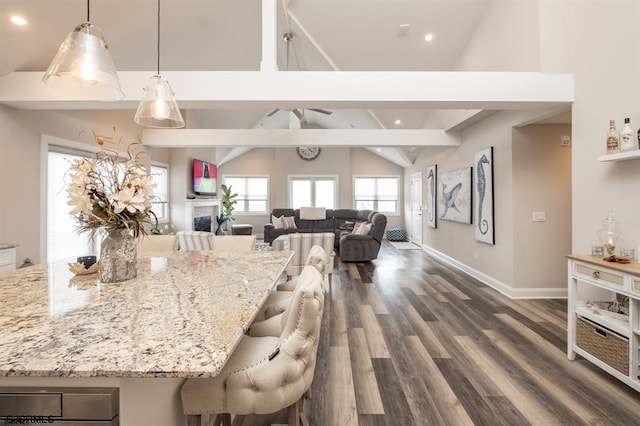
438 167 472 224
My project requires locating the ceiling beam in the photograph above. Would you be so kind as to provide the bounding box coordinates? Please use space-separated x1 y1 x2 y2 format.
0 71 573 111
141 128 461 148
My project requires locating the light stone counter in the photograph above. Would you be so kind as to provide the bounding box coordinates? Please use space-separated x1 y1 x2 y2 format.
0 250 293 379
0 243 19 250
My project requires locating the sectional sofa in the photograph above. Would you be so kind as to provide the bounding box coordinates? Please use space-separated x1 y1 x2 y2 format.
264 208 387 262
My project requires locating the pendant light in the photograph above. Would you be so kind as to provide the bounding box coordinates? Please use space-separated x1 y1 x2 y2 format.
134 0 184 128
43 0 124 101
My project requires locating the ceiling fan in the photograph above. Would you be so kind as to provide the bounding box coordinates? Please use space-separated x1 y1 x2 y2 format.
266 32 333 123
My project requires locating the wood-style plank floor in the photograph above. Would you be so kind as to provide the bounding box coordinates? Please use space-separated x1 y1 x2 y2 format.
231 242 640 425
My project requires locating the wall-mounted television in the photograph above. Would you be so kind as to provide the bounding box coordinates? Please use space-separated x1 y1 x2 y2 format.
193 159 217 196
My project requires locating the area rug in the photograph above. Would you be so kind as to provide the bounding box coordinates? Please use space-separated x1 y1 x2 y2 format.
390 241 422 250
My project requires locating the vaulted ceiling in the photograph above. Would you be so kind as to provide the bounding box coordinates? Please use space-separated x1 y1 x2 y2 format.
1 0 572 165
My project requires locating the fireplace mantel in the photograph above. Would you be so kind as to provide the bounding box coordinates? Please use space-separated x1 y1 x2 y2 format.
184 199 221 232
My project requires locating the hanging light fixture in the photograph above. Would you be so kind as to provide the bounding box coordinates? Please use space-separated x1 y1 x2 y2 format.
43 0 124 100
134 0 184 128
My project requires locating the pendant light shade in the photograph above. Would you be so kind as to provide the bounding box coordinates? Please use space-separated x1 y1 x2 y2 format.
43 21 124 101
134 0 184 128
134 75 184 128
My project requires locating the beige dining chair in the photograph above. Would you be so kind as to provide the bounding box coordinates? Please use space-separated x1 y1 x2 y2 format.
176 231 214 251
181 265 324 426
137 234 178 255
209 235 256 253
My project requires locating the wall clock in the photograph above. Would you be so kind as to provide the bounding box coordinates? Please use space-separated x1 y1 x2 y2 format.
297 147 321 161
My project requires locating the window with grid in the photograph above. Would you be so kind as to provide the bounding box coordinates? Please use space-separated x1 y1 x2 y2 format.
354 176 399 214
289 176 336 209
223 176 269 214
150 163 169 222
47 147 97 262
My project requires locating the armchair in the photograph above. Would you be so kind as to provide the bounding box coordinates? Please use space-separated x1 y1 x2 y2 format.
339 212 387 262
285 232 335 287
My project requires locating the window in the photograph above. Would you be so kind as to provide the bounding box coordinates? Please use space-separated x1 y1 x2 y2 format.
289 176 337 209
47 147 96 262
150 163 169 221
223 176 269 214
354 176 399 214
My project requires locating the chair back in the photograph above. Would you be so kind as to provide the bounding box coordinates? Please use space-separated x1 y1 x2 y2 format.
226 265 324 414
210 235 256 253
176 231 213 251
138 234 178 255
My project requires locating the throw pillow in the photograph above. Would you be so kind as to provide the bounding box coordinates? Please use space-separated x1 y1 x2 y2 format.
272 215 284 229
353 222 371 235
283 216 297 229
352 222 363 234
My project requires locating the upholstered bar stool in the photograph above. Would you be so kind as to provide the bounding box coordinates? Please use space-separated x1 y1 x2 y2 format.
249 265 323 338
253 246 327 323
180 266 325 426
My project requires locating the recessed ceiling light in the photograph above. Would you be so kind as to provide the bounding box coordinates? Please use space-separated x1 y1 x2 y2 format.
424 33 434 42
10 15 27 26
376 148 382 152
394 119 402 125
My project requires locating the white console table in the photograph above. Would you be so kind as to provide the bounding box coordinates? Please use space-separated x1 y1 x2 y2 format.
567 255 640 392
0 243 18 272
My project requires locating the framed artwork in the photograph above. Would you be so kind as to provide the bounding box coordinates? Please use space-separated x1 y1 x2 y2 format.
426 165 437 228
438 167 472 224
474 147 495 244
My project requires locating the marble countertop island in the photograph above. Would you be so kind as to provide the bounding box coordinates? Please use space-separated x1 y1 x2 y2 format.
0 250 292 379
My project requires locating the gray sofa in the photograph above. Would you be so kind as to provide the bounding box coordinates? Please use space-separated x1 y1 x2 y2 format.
264 208 387 262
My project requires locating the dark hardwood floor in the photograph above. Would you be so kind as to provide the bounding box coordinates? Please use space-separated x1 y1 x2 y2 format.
233 242 640 426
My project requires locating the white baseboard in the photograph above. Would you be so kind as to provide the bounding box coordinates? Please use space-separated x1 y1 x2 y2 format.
421 245 567 300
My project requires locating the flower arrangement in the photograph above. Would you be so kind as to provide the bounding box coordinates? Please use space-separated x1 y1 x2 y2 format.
67 129 157 239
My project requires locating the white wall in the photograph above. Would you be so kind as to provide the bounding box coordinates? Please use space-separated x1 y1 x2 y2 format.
455 0 541 72
539 0 640 254
0 106 142 265
512 124 572 293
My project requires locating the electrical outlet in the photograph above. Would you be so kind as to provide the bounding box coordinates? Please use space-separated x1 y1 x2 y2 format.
560 135 571 146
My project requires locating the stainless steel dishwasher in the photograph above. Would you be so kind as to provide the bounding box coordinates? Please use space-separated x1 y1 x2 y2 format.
0 387 118 425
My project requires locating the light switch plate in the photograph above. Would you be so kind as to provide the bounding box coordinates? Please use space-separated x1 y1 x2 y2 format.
532 212 546 222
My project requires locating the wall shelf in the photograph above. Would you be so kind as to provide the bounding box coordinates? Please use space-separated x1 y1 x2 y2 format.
598 150 640 162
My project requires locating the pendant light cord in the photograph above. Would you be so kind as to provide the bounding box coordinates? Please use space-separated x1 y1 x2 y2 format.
157 0 161 75
86 0 90 22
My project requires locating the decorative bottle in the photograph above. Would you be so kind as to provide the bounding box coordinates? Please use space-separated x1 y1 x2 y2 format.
619 118 635 152
606 120 619 154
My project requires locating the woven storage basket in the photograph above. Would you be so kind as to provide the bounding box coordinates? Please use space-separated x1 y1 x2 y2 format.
576 316 629 375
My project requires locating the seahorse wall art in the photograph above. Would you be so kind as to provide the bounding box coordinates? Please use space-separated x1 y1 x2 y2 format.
427 166 436 226
476 153 490 235
474 147 494 244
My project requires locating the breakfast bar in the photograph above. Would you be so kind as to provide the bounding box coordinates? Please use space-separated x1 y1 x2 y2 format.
0 250 293 425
